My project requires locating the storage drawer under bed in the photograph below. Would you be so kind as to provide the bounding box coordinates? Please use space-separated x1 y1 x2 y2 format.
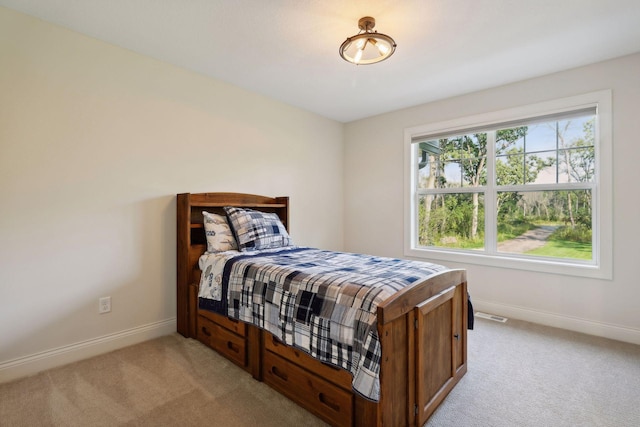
263 350 353 427
264 332 353 390
197 314 247 367
199 309 247 336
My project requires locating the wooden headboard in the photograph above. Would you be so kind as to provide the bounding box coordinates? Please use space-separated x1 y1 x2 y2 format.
176 192 289 337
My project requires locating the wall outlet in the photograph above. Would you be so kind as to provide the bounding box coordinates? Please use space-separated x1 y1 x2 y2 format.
99 296 111 314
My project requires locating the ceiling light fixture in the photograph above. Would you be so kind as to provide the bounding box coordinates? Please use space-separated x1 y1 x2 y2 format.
339 16 396 65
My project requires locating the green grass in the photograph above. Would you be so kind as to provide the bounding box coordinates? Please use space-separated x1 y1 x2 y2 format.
423 221 592 258
423 236 484 249
525 224 592 260
452 238 484 249
525 240 592 260
497 220 537 242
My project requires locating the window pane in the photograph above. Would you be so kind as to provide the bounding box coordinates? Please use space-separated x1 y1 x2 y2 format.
416 134 487 189
417 150 439 189
442 160 463 187
558 117 594 148
558 146 595 183
496 126 527 154
522 123 557 152
457 156 486 187
496 151 525 185
497 190 592 260
417 193 485 250
449 134 487 187
528 150 557 184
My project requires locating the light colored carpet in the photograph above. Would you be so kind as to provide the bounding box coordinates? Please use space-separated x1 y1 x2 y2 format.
0 334 328 427
1 317 639 426
427 318 640 427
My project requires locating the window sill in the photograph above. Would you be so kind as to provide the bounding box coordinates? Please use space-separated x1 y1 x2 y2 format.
404 246 612 280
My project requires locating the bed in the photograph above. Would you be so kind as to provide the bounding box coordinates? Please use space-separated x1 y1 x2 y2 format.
177 192 468 426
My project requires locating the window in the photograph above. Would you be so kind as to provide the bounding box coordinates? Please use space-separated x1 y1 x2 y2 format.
404 91 612 279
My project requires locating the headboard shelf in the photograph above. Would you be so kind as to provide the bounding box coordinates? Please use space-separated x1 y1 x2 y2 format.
177 192 289 336
190 203 288 208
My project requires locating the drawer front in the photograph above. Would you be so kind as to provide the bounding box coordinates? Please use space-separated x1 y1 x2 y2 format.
264 332 353 390
199 310 246 336
263 351 353 427
198 316 247 367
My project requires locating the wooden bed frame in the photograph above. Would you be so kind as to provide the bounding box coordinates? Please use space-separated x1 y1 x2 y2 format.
177 192 468 426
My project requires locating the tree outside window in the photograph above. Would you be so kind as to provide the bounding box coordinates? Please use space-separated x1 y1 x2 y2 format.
414 114 595 262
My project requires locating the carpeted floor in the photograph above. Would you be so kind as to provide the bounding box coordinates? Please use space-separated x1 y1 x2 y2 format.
1 317 639 426
426 318 640 427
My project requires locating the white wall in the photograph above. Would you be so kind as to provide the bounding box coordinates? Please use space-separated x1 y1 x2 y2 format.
344 53 640 344
0 7 343 380
2 5 637 384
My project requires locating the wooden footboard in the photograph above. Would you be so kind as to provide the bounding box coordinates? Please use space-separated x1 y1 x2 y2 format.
177 193 467 426
377 269 467 426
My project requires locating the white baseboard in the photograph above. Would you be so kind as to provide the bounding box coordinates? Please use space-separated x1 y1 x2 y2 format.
0 318 177 384
473 299 640 345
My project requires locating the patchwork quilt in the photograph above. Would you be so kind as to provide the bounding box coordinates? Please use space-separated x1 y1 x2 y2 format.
198 247 448 401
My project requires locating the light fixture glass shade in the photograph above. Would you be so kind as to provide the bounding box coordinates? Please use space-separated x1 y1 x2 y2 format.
339 17 396 65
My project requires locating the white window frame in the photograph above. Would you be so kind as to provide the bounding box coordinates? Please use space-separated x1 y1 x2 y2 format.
404 90 612 279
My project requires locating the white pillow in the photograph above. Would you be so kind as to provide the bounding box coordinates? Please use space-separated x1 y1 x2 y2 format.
203 211 238 252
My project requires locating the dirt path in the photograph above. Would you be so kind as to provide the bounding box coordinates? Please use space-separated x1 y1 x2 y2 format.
497 225 559 253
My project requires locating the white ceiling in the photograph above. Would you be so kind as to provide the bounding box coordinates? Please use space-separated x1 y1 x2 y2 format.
2 0 640 122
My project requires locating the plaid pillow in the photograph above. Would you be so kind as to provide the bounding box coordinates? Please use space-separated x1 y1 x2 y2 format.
203 211 238 252
224 206 292 251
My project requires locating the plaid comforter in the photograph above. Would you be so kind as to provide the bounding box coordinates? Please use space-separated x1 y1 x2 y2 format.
198 247 447 401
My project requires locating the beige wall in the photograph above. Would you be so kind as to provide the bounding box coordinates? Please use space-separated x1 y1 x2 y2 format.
0 7 343 378
344 53 640 344
2 4 638 383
